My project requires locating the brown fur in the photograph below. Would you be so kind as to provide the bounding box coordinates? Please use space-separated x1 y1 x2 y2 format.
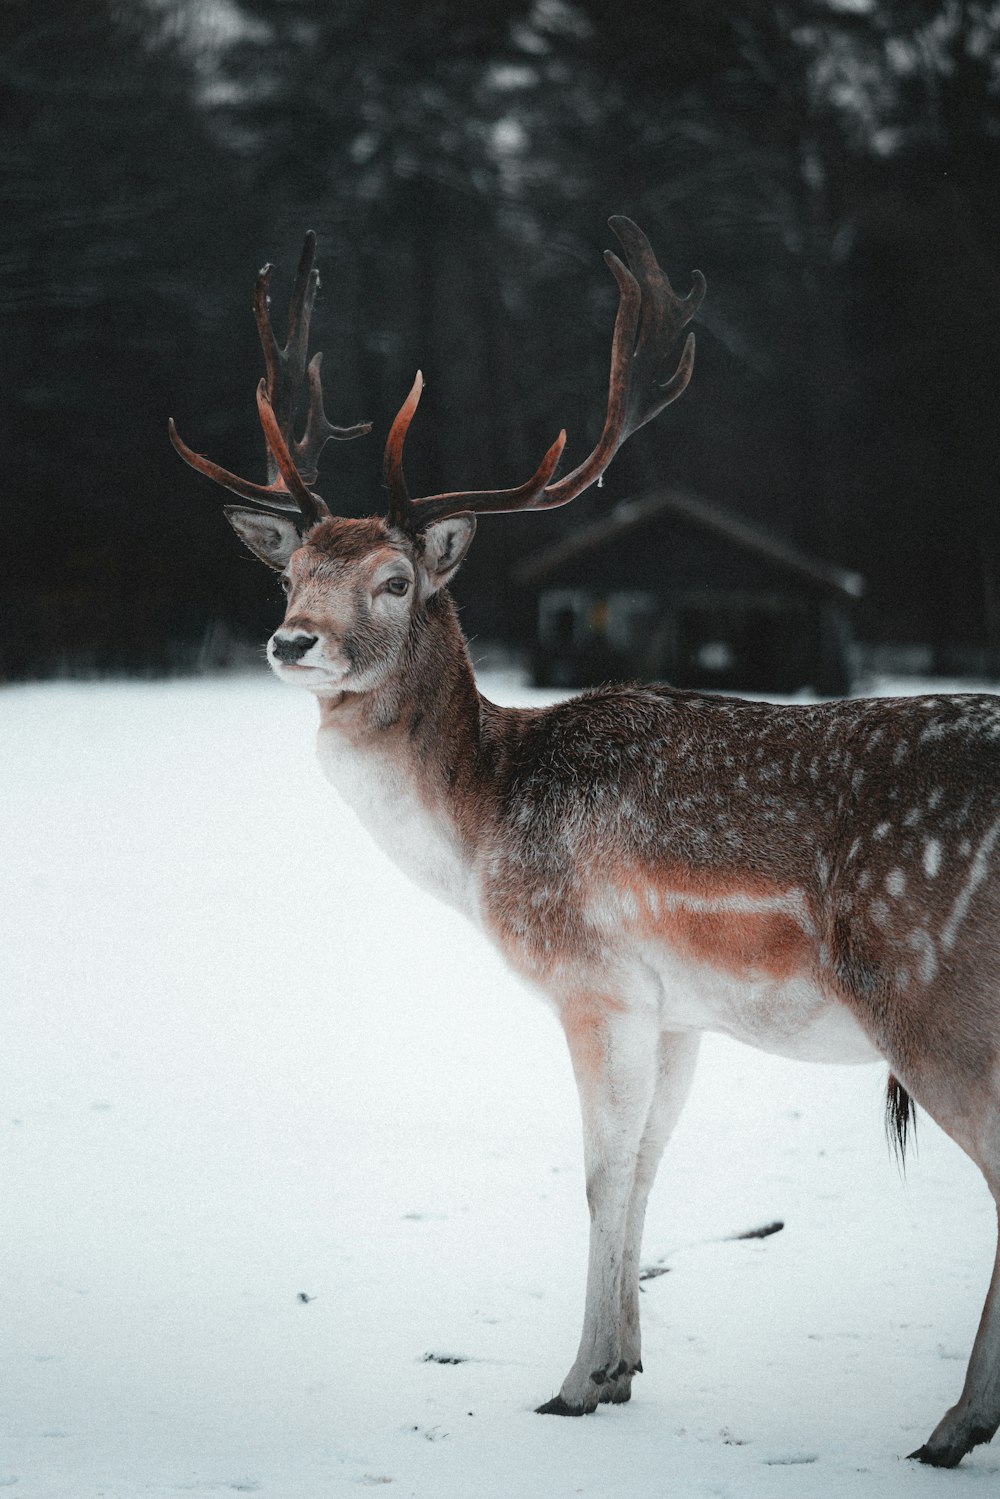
305 514 400 560
271 519 1000 1466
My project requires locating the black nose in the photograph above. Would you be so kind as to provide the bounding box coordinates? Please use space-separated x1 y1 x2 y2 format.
272 633 318 663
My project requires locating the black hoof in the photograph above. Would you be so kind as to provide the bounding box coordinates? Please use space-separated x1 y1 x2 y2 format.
536 1395 588 1416
907 1444 962 1469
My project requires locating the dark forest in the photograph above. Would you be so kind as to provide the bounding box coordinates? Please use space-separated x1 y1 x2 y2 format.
3 0 999 681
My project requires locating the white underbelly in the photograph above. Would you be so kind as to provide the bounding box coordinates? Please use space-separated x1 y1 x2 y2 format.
641 938 880 1064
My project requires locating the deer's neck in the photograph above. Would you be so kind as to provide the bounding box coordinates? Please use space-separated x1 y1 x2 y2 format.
313 592 507 912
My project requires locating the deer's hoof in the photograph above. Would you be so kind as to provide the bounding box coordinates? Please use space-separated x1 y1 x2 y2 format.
536 1394 589 1416
908 1443 964 1469
908 1413 998 1468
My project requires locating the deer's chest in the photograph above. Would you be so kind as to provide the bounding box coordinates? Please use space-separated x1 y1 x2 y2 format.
316 728 472 913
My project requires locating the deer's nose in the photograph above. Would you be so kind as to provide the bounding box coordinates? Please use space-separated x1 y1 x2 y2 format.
272 632 318 663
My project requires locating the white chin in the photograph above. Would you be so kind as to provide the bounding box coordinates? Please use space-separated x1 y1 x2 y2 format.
269 659 345 691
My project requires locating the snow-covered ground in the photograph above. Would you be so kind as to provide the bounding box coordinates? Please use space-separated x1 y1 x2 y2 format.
3 669 1000 1498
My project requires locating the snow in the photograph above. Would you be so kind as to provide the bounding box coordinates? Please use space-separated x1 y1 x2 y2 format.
2 669 1000 1497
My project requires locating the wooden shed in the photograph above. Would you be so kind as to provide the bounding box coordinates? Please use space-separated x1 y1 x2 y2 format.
515 487 865 697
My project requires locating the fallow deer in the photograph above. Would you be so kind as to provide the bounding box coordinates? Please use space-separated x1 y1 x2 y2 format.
171 220 1000 1467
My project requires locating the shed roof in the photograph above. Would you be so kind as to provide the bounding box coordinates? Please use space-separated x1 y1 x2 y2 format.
512 486 865 602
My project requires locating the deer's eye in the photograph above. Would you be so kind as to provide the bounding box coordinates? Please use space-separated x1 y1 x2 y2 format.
384 577 410 597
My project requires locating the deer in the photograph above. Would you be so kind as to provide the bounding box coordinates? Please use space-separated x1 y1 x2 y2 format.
170 219 1000 1468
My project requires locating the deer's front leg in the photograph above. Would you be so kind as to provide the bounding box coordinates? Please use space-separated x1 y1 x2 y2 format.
538 997 659 1416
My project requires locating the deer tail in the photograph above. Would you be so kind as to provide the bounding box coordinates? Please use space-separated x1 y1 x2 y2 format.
885 1073 917 1168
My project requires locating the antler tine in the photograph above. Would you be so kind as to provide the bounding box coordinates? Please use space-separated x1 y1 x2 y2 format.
254 379 329 527
284 230 318 369
170 232 371 531
252 231 318 484
383 371 422 526
296 353 372 485
541 216 705 508
168 418 307 519
255 231 371 496
382 371 568 532
384 218 703 532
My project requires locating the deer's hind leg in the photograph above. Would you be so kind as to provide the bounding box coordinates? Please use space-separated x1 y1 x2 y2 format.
907 1088 1000 1467
538 995 698 1416
835 890 1000 1464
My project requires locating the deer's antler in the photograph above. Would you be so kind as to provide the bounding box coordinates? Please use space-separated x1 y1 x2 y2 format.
383 217 705 531
169 231 372 529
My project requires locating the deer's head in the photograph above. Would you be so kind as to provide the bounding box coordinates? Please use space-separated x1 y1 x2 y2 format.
170 223 704 699
232 509 476 694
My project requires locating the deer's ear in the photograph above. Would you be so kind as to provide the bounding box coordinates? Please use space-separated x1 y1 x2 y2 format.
224 507 300 570
419 514 476 594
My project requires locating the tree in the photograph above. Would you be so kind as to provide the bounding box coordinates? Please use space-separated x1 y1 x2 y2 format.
0 0 261 675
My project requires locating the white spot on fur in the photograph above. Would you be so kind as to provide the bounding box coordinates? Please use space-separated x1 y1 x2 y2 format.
873 821 891 841
919 720 949 743
941 814 1000 951
885 868 906 898
923 838 942 879
870 898 890 928
907 928 939 984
